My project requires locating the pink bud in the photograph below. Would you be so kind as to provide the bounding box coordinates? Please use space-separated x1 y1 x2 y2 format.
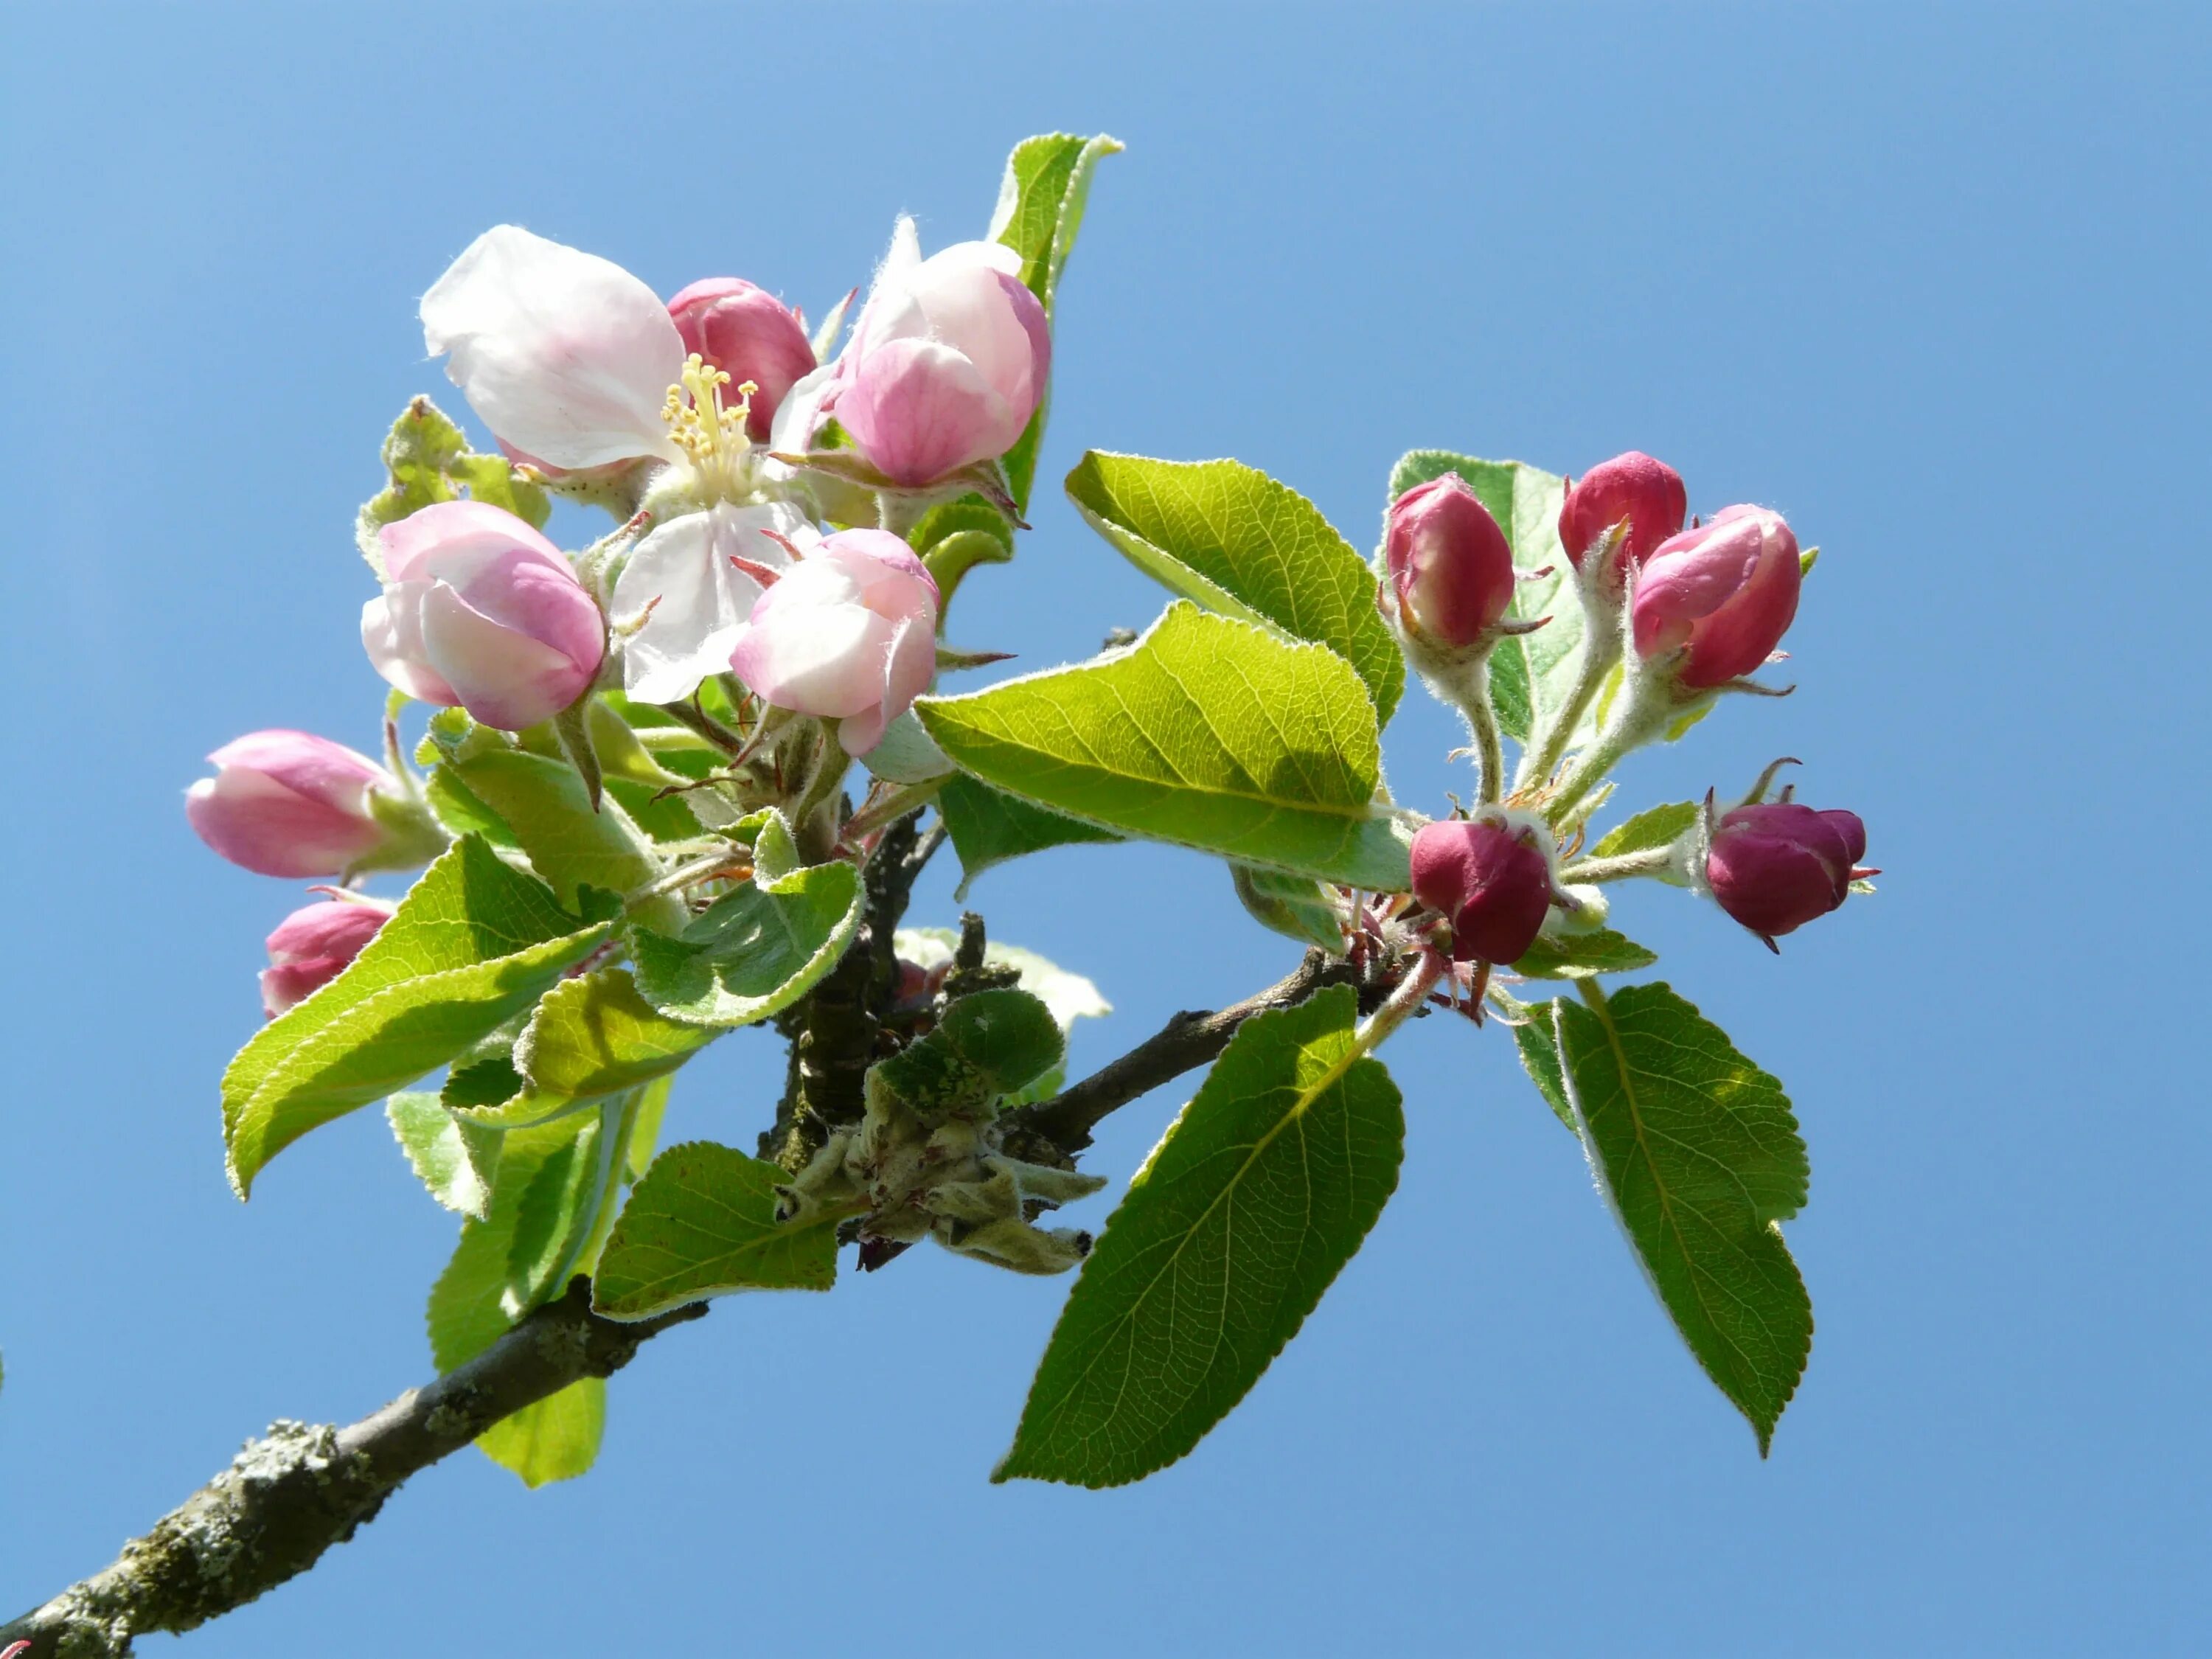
1384 475 1517 647
260 898 394 1017
362 501 606 731
822 220 1050 487
1558 451 1687 568
187 731 403 879
1630 506 1801 689
1705 801 1869 942
667 278 818 443
1409 816 1554 964
726 528 940 755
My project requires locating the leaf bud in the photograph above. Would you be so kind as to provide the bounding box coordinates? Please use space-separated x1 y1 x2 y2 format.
1383 473 1517 648
1630 506 1801 689
1705 801 1872 945
260 897 393 1016
1409 810 1559 965
362 501 607 731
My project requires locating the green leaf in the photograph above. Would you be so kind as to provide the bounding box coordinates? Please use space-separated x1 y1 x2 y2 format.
1385 451 1574 742
223 837 613 1197
937 774 1121 898
1548 981 1812 1451
630 814 863 1027
456 969 718 1130
423 765 518 848
874 988 1064 1115
1067 452 1404 726
1509 1008 1577 1132
917 604 1411 891
1590 801 1698 859
891 929 1110 1031
1513 927 1659 981
1231 862 1346 950
357 396 549 574
431 742 663 916
592 1141 842 1320
428 1110 613 1486
996 984 1402 1488
387 1092 504 1219
988 131 1121 512
476 1381 605 1489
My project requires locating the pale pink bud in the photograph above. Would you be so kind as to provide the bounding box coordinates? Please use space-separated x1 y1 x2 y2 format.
1706 801 1870 943
1409 816 1554 965
1384 475 1516 647
821 219 1050 487
421 226 686 470
363 501 606 731
667 279 817 443
726 528 940 755
1558 451 1687 568
260 898 394 1017
187 731 406 879
1630 506 1801 689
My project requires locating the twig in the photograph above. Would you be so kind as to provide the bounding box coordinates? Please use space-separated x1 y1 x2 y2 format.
1010 948 1363 1152
0 1280 705 1659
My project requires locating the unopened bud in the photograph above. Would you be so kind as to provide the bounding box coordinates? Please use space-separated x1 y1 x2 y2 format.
1383 473 1516 647
260 897 394 1016
1705 801 1871 944
1631 506 1801 689
667 278 817 442
1559 451 1687 569
187 731 434 879
1409 813 1556 965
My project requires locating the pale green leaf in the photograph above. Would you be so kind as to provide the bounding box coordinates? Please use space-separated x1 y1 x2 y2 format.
1510 1009 1577 1132
476 1380 605 1489
1590 801 1699 859
937 773 1121 897
592 1140 842 1320
1549 981 1812 1452
458 969 717 1129
386 1091 503 1219
1066 452 1403 726
996 984 1402 1488
1513 927 1659 981
357 396 549 572
1231 862 1346 950
917 604 1412 891
223 837 613 1197
431 742 664 916
1385 451 1575 742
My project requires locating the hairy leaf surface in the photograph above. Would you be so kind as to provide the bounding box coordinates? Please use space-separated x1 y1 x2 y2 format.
594 1140 842 1319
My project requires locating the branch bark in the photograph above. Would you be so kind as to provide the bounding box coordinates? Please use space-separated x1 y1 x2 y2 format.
1008 947 1366 1153
0 1279 704 1659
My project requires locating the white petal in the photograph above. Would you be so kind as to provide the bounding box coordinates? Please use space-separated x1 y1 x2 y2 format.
613 503 807 705
421 225 685 470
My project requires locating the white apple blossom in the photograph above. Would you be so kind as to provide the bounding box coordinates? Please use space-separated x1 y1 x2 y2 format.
610 500 816 705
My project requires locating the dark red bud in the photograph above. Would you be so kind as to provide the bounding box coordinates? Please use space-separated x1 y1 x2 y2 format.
1384 474 1516 647
1705 801 1867 941
667 278 818 442
1409 816 1554 964
1558 451 1688 569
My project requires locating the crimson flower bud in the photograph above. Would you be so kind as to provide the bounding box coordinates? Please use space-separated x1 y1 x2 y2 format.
1384 474 1516 647
1705 802 1869 943
1630 506 1801 689
187 731 425 879
1409 815 1555 964
667 278 818 442
1558 451 1687 568
260 898 394 1017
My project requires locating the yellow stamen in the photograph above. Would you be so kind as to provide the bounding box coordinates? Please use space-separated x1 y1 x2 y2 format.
661 354 758 490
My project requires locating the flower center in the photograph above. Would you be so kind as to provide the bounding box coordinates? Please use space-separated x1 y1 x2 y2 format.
662 355 758 497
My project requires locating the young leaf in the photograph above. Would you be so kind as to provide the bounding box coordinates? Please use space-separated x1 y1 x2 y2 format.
428 1110 613 1485
457 970 718 1129
1512 927 1659 981
1385 451 1574 742
1066 452 1404 725
1549 981 1812 1452
223 837 613 1197
386 1091 504 1220
917 603 1411 891
630 815 862 1028
1590 801 1699 859
433 744 665 917
937 773 1121 898
875 988 1064 1115
996 984 1403 1488
1509 1007 1577 1132
988 131 1121 511
1231 862 1347 950
357 395 549 571
592 1141 843 1320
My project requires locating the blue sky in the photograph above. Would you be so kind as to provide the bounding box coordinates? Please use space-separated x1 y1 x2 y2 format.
3 4 2206 1653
